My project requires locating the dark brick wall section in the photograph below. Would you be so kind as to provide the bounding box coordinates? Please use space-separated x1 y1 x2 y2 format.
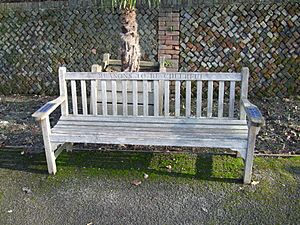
180 3 300 97
0 7 158 95
0 1 299 97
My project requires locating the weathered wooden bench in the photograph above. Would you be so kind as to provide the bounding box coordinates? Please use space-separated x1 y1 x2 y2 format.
32 67 264 184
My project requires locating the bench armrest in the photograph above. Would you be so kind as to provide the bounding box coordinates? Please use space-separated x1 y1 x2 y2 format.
241 99 265 127
32 96 65 121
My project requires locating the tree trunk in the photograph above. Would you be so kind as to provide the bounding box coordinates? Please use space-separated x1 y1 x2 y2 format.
120 8 141 72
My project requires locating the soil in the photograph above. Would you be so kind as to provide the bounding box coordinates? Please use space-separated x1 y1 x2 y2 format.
0 94 299 154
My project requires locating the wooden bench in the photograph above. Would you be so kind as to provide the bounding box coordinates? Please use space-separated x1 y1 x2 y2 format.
32 67 264 184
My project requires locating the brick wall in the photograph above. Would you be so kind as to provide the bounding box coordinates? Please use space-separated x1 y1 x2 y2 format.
0 6 158 95
179 2 300 97
0 1 299 97
158 9 180 72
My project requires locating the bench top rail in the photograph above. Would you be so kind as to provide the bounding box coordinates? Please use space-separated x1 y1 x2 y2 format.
65 72 242 81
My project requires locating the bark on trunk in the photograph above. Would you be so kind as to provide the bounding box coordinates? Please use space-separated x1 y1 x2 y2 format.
120 8 141 72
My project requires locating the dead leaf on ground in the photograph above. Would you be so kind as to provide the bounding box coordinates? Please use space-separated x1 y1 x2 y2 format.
131 180 142 186
166 165 172 170
22 187 32 194
166 165 172 172
251 180 260 186
201 207 208 213
143 173 149 179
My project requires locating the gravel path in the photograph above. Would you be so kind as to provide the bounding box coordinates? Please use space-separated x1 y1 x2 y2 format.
0 160 299 225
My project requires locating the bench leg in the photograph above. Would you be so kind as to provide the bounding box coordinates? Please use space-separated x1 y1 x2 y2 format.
41 117 57 174
243 126 259 184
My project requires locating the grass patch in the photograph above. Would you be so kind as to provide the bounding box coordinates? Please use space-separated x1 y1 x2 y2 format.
0 148 299 186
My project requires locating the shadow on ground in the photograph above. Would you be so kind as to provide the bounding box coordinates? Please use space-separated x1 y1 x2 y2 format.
0 148 243 184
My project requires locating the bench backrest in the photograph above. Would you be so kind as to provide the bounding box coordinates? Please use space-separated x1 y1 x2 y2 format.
98 54 166 116
59 67 249 120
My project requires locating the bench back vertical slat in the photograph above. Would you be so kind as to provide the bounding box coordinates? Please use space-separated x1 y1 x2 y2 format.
185 81 191 117
132 80 138 116
91 80 98 115
175 81 181 117
59 67 68 116
143 81 149 116
62 69 247 119
164 80 170 117
196 80 202 117
218 81 225 118
80 80 88 115
111 81 118 116
101 80 108 116
71 80 78 115
159 81 164 116
154 80 159 117
122 80 128 116
229 81 236 118
91 65 101 115
240 67 249 120
207 81 213 117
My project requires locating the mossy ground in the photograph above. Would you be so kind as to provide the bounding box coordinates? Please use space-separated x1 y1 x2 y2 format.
0 148 299 224
0 148 299 186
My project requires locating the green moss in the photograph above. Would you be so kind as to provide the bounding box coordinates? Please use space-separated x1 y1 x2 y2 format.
1 148 299 189
0 191 3 202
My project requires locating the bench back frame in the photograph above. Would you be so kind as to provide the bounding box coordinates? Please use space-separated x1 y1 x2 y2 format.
59 68 249 119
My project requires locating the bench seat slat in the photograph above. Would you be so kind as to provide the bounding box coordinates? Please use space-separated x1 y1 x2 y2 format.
53 123 248 134
55 121 248 130
51 131 248 141
60 115 247 125
50 134 247 149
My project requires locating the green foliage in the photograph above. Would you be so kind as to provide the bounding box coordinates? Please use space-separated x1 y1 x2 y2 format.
105 0 161 9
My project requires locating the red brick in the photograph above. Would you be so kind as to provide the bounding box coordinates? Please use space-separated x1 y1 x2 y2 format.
166 68 179 72
187 42 194 49
173 46 180 50
164 49 180 55
158 31 165 35
158 21 166 26
172 55 179 59
159 45 173 50
165 24 179 31
165 22 179 27
165 31 180 36
158 26 169 31
159 17 168 22
158 54 172 59
172 17 180 22
159 36 172 40
165 40 179 45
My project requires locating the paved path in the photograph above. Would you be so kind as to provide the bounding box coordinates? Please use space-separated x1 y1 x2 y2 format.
0 150 299 225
